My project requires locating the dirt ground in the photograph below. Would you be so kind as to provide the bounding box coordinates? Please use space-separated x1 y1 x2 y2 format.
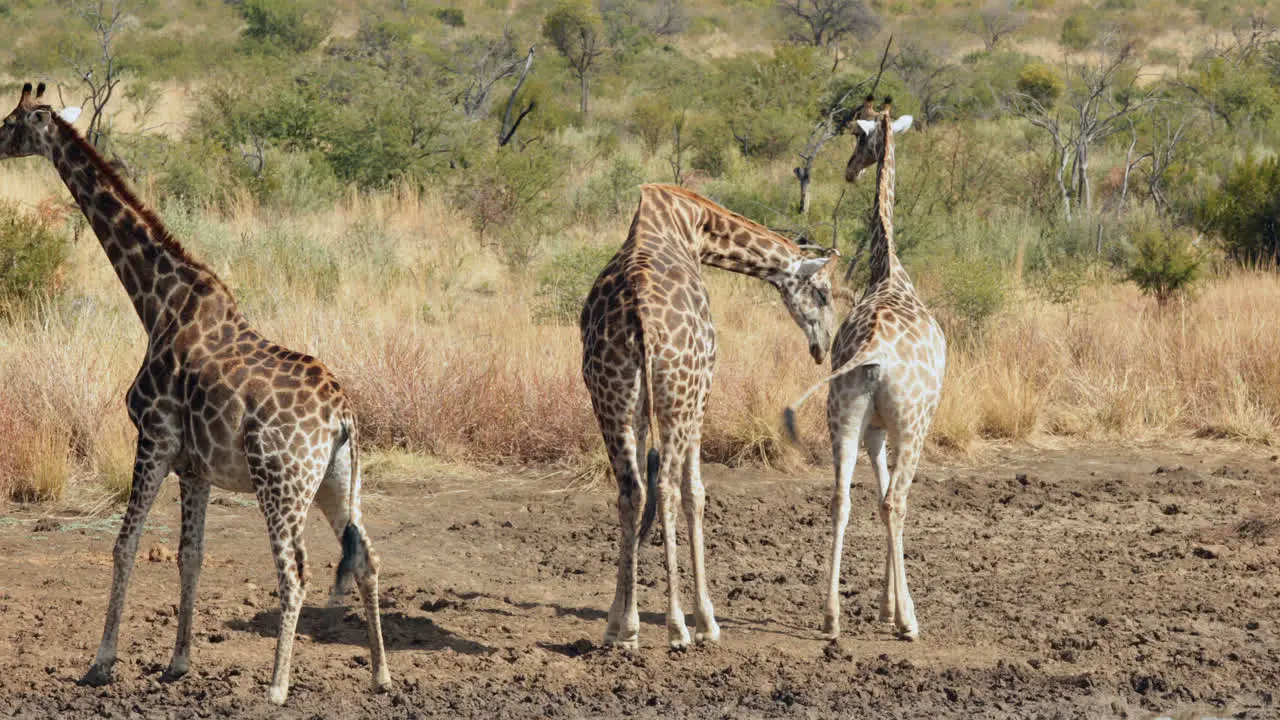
1 442 1278 719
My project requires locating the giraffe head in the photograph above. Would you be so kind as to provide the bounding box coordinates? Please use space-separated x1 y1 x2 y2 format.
0 83 80 160
844 96 912 183
773 251 840 364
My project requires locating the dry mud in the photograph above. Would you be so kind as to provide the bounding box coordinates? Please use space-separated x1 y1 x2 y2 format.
1 443 1277 718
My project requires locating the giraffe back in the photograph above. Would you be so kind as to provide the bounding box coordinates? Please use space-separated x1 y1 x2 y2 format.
580 189 717 429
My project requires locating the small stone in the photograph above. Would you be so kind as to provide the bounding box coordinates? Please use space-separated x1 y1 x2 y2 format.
1192 545 1226 560
147 545 175 563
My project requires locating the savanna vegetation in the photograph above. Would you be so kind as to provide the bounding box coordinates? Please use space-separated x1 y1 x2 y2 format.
2 0 1280 503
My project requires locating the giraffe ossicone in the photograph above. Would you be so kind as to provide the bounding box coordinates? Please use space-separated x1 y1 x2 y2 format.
0 82 391 705
580 183 841 649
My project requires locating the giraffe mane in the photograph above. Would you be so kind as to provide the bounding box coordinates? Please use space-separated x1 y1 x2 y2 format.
49 112 237 305
641 183 806 253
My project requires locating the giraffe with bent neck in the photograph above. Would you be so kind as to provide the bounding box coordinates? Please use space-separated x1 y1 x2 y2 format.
581 183 839 648
785 98 946 641
0 83 390 705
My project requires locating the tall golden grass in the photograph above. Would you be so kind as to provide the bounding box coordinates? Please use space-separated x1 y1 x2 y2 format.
1 171 1277 503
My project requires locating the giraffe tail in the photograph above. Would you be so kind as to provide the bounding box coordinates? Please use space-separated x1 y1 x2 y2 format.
783 347 885 443
637 323 661 544
334 414 369 600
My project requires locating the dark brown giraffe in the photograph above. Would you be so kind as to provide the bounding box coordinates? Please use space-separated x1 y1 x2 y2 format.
581 183 839 648
786 97 946 641
0 83 390 704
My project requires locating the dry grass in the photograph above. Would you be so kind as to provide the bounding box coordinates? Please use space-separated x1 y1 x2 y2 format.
1 175 1277 504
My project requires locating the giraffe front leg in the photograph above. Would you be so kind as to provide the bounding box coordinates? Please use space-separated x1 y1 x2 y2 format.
82 430 176 686
682 441 718 644
166 477 211 680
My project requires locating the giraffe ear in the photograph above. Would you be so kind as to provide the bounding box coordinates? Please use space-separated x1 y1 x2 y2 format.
891 115 914 134
796 256 832 280
855 119 877 137
58 106 81 123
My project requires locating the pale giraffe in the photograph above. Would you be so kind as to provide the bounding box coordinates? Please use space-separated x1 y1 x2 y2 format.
0 83 390 704
785 98 946 641
581 183 840 648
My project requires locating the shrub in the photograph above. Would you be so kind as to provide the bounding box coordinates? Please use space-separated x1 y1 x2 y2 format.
238 0 333 54
631 97 673 155
0 201 67 310
1060 7 1100 51
535 244 619 324
1016 63 1064 105
931 255 1006 342
580 156 644 222
1198 155 1280 264
1126 228 1202 308
433 7 465 27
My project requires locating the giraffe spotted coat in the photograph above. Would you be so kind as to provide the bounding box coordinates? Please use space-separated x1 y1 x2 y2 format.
581 183 839 649
0 83 390 705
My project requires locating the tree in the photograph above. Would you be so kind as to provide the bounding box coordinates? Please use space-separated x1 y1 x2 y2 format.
895 39 956 127
447 32 526 120
1010 40 1153 221
63 0 131 149
498 46 537 147
968 0 1026 52
778 0 879 49
542 0 606 116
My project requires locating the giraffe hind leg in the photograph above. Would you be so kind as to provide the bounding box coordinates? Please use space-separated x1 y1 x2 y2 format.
315 466 391 692
681 437 718 644
601 427 645 649
659 433 690 649
823 388 873 640
865 427 895 624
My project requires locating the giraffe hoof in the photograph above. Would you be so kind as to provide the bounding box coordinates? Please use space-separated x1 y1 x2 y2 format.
602 636 640 651
266 685 289 706
695 627 720 644
898 628 919 642
372 667 392 693
161 661 189 682
80 663 114 687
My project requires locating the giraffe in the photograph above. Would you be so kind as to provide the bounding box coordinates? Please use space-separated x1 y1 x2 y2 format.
580 183 840 649
0 83 390 704
784 97 946 641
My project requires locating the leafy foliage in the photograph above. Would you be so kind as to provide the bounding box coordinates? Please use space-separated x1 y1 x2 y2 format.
0 201 66 309
1198 156 1280 265
1126 228 1202 307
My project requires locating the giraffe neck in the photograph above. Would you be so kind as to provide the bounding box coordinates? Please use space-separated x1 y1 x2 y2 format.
868 118 903 288
685 197 806 282
44 119 237 332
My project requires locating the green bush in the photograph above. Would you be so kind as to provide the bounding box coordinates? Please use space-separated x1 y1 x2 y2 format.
432 7 465 27
238 0 333 54
1198 155 1280 264
931 255 1006 341
1060 7 1100 51
1016 63 1064 105
534 244 620 324
1126 228 1201 307
630 97 673 155
0 201 67 309
580 156 644 222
